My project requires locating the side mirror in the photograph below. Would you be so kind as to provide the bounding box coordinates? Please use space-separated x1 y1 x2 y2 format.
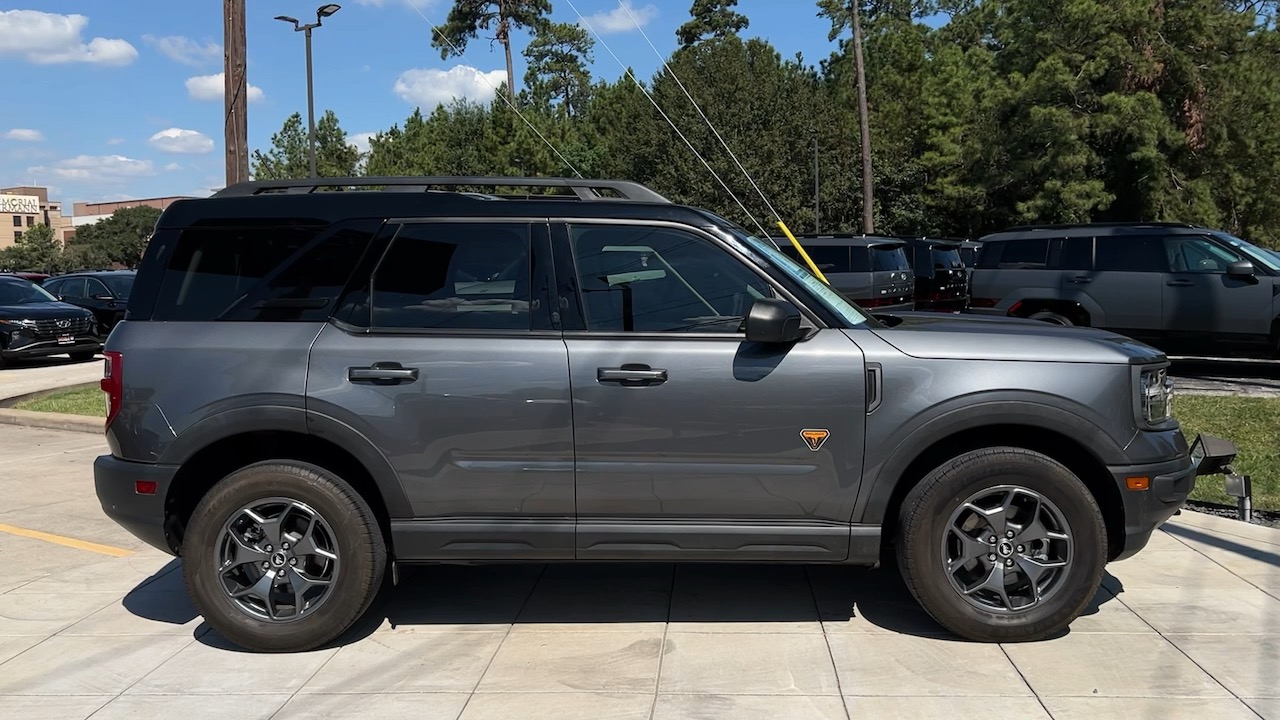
745 298 807 344
1226 260 1255 279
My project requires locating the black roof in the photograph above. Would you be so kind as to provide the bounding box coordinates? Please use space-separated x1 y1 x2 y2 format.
160 176 717 229
979 222 1208 242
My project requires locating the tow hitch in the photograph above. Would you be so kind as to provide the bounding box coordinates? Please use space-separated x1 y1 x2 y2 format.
1191 434 1251 522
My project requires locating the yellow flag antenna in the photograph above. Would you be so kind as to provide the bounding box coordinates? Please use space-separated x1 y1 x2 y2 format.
775 220 830 285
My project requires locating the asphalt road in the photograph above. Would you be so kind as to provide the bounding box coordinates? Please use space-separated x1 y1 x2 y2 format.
1170 357 1280 397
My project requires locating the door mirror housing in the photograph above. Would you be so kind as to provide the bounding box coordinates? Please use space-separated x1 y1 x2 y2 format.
744 298 807 344
1226 260 1255 279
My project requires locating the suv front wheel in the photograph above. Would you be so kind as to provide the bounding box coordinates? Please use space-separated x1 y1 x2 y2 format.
182 461 387 652
896 447 1106 642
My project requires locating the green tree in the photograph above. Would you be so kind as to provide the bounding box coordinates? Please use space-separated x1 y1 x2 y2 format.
251 110 360 180
64 206 162 269
523 21 595 117
0 223 62 274
431 0 552 105
676 0 750 47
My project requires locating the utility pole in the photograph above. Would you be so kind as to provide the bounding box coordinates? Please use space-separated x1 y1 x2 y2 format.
223 0 249 187
851 1 874 234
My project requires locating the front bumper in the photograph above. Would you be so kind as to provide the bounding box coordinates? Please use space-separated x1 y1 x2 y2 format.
1108 453 1197 561
1 333 101 359
94 454 180 556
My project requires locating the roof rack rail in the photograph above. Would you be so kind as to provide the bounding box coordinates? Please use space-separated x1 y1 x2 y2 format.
211 176 673 203
1001 221 1200 232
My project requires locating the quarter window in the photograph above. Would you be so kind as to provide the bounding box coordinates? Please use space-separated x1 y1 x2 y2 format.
368 223 535 331
996 238 1049 268
568 224 774 333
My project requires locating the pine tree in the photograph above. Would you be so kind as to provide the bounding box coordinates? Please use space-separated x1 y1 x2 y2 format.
431 0 552 105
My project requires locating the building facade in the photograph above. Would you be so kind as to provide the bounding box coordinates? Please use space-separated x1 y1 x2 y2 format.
70 196 193 237
0 186 73 248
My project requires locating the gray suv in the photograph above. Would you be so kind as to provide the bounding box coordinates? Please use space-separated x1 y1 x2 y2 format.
969 222 1280 357
93 177 1231 653
774 234 915 313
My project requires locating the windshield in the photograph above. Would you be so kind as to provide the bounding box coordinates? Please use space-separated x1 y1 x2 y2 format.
931 247 964 270
871 245 911 272
1210 232 1280 273
0 280 58 305
100 275 134 297
723 230 870 327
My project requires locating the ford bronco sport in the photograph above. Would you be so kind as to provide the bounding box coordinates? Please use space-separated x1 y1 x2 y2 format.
94 177 1229 652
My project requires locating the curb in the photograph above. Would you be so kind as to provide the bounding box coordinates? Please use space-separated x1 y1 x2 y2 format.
0 408 103 435
0 381 100 409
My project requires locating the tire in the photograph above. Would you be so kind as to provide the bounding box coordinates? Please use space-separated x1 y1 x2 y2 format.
182 461 387 652
69 351 96 362
896 447 1106 642
1028 310 1073 326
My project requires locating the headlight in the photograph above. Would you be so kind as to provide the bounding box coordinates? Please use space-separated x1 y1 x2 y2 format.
1139 367 1174 425
0 318 36 329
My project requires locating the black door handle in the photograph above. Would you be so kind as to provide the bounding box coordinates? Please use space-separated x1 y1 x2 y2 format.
1166 279 1194 287
598 364 667 386
348 362 419 385
1068 276 1093 284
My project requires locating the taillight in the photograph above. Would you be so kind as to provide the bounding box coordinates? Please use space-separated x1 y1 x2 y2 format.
101 350 122 428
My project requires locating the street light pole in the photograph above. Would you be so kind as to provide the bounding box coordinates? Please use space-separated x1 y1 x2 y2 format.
275 4 341 179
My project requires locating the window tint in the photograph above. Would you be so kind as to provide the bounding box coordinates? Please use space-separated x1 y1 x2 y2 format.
86 279 110 298
43 279 63 296
100 275 134 297
1094 236 1167 272
849 247 871 273
870 245 910 272
930 246 963 270
152 221 371 321
804 246 851 274
1165 236 1242 273
368 222 534 331
1055 237 1093 270
59 277 86 299
996 238 1049 268
569 224 774 333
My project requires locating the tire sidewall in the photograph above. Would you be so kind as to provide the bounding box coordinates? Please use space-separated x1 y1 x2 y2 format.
902 450 1106 641
183 461 383 652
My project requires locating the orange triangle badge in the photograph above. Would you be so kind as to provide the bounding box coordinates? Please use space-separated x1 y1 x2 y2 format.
801 429 830 452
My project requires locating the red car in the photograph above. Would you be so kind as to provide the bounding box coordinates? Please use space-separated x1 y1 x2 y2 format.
1 272 50 283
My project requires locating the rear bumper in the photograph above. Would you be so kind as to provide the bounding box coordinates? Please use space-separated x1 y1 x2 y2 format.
1108 453 1197 561
94 454 179 556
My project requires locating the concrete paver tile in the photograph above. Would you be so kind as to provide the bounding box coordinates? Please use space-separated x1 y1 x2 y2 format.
655 694 847 719
514 563 671 633
128 633 336 695
1171 512 1280 549
476 630 663 694
0 592 120 636
827 633 1030 697
91 693 291 720
1167 634 1280 698
1247 698 1280 719
843 695 1051 719
668 565 821 634
0 635 191 695
1105 547 1259 592
1003 633 1230 698
658 632 840 696
807 565 950 637
8 554 178 595
1043 696 1262 720
0 695 112 720
59 591 203 636
1112 586 1280 635
369 564 544 633
277 693 470 719
0 635 43 665
301 630 506 694
462 692 652 720
1060 588 1155 634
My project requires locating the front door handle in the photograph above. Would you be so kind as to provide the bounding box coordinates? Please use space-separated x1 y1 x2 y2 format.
597 364 667 386
348 362 419 385
1068 276 1093 284
1166 279 1195 287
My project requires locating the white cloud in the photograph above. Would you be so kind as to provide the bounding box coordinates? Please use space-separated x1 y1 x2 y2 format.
356 0 438 9
106 138 125 146
0 10 137 65
186 73 265 103
394 66 505 108
579 1 659 34
29 155 156 183
144 34 222 66
164 162 183 172
4 129 43 142
149 128 215 155
350 132 377 154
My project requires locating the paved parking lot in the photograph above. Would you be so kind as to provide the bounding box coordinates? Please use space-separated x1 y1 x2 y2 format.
2 424 1279 719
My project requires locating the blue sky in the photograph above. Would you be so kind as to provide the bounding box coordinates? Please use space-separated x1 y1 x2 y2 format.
0 1 848 209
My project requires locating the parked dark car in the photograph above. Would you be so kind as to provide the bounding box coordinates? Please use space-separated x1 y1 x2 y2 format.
774 234 915 313
44 270 135 334
0 276 100 368
898 237 969 312
969 222 1280 357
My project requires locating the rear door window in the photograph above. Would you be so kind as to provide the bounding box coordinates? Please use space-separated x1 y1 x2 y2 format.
870 245 910 272
930 246 963 270
995 238 1049 268
1094 236 1168 272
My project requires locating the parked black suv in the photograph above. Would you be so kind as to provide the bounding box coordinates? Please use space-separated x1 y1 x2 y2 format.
775 234 915 313
44 270 135 335
898 237 969 312
969 222 1280 357
92 177 1231 653
0 275 100 367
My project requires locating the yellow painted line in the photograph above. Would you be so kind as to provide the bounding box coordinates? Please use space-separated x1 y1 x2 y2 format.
0 523 132 557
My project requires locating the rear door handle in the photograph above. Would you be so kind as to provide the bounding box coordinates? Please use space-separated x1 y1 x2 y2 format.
1166 279 1195 287
1068 276 1093 284
597 364 667 385
348 362 419 385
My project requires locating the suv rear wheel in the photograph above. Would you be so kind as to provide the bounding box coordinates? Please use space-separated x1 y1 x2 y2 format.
896 447 1106 642
182 461 386 652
